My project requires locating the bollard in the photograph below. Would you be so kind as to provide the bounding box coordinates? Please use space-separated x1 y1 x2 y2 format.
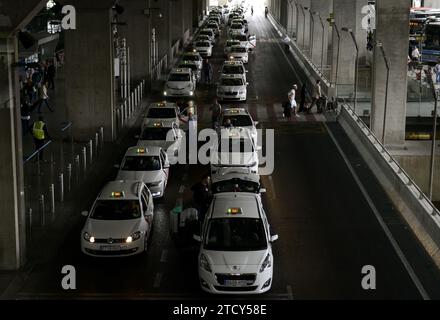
60 143 65 174
88 140 93 165
36 151 41 176
99 127 104 151
125 99 129 119
74 155 80 183
67 163 72 192
82 147 87 174
50 153 55 184
95 132 99 156
136 87 139 106
40 194 45 226
59 173 64 202
50 184 55 216
28 208 33 239
70 126 75 158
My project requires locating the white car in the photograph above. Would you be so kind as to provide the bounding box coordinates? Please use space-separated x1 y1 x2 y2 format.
231 32 257 51
193 40 213 58
143 102 179 128
80 180 154 257
217 108 258 145
224 39 241 57
211 167 264 195
195 34 214 45
199 29 216 44
194 192 278 294
178 61 201 83
229 23 246 36
206 21 221 36
137 121 183 165
164 68 196 98
182 51 203 70
217 74 248 102
116 146 170 198
210 127 259 175
220 60 248 82
229 45 249 64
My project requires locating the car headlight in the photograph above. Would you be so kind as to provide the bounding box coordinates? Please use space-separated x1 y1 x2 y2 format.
239 90 245 94
163 91 167 96
126 231 142 243
200 254 212 272
83 232 95 243
259 253 271 273
189 91 194 96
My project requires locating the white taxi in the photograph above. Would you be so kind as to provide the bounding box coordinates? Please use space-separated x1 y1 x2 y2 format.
211 167 264 195
116 146 170 198
217 108 258 144
194 192 278 294
229 45 249 64
143 102 179 128
210 128 259 175
81 180 154 257
231 32 257 51
193 40 213 58
217 74 248 102
182 51 203 70
164 68 196 98
224 39 241 58
177 61 201 83
199 29 216 44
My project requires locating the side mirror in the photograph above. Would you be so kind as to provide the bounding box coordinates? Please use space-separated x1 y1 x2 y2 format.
245 70 249 73
270 234 279 242
164 163 170 169
81 211 89 217
254 121 259 126
259 188 267 194
134 135 140 139
193 234 202 242
113 164 120 169
246 82 249 86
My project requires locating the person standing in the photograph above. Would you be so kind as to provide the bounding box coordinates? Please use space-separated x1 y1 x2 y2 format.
37 82 54 113
21 100 32 136
265 6 269 18
210 98 222 128
288 84 299 117
31 116 51 160
202 59 213 85
191 175 212 222
310 79 322 113
299 83 310 113
411 46 421 64
47 60 56 89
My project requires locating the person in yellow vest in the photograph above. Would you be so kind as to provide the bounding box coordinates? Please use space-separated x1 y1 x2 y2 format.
32 116 51 160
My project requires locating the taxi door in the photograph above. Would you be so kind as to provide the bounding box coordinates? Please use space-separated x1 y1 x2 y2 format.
160 148 170 186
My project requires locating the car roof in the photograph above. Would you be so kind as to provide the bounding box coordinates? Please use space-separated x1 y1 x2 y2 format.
220 74 244 79
220 127 253 140
231 44 247 49
124 146 162 157
183 51 202 57
210 193 261 219
148 102 177 110
98 180 143 201
212 168 260 184
222 60 245 66
222 107 249 115
170 68 192 74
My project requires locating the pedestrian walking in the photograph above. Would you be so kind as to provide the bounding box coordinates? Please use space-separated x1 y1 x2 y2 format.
288 84 299 117
210 98 222 128
47 60 56 89
435 60 440 84
191 175 212 222
202 58 213 85
37 82 54 113
299 83 310 113
411 46 421 64
310 79 322 113
21 100 32 136
31 116 51 160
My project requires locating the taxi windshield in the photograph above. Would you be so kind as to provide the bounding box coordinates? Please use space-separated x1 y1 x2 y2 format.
200 31 213 37
232 35 247 41
205 218 267 251
122 156 161 171
147 108 176 118
196 41 210 47
231 47 247 53
183 54 200 61
227 41 240 47
221 78 243 86
91 200 141 220
179 64 197 71
212 179 259 194
222 65 245 75
168 73 190 81
222 115 253 126
140 128 172 141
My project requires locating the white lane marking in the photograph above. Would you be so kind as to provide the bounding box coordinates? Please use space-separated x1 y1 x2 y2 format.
160 250 168 263
286 285 294 300
178 185 185 194
268 175 277 200
324 122 430 300
256 104 269 122
153 273 163 288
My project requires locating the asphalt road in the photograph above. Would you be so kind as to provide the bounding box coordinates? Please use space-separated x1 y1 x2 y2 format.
7 11 440 300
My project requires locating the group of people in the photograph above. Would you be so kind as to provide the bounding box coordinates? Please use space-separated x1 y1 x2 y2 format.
283 79 330 119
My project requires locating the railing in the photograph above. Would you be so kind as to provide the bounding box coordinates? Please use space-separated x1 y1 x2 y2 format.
116 79 146 132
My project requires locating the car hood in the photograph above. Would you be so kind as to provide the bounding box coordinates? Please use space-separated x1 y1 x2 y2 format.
84 219 141 239
144 119 176 127
218 85 245 91
116 170 163 184
138 140 176 150
205 250 268 266
211 152 257 166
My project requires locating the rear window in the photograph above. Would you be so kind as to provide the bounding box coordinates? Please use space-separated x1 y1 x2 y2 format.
179 64 197 71
196 41 211 47
231 47 247 53
183 54 201 61
91 200 141 220
147 108 176 118
222 65 245 75
140 128 171 141
222 115 253 127
233 35 247 41
121 156 161 171
221 78 244 86
168 73 190 81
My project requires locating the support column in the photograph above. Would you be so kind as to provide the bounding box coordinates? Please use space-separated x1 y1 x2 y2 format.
331 0 368 96
0 35 26 270
297 0 311 50
280 0 289 29
154 0 172 63
287 0 297 37
170 0 185 44
65 5 115 142
310 0 332 70
371 0 410 147
120 0 151 83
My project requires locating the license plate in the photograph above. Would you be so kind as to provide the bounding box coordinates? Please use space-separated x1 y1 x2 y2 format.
100 245 121 251
224 280 249 287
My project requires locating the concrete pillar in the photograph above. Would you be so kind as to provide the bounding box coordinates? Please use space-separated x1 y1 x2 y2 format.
193 0 203 28
0 35 26 270
297 0 312 50
310 0 332 70
280 0 289 29
331 0 368 94
371 0 410 147
170 0 185 44
286 0 298 37
154 0 172 62
65 4 115 142
120 0 151 83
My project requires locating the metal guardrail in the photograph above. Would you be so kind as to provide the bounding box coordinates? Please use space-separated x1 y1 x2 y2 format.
23 140 52 163
341 104 439 216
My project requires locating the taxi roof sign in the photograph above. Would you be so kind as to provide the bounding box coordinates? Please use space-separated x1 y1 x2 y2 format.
227 207 242 215
153 122 163 128
136 148 146 154
111 191 125 198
